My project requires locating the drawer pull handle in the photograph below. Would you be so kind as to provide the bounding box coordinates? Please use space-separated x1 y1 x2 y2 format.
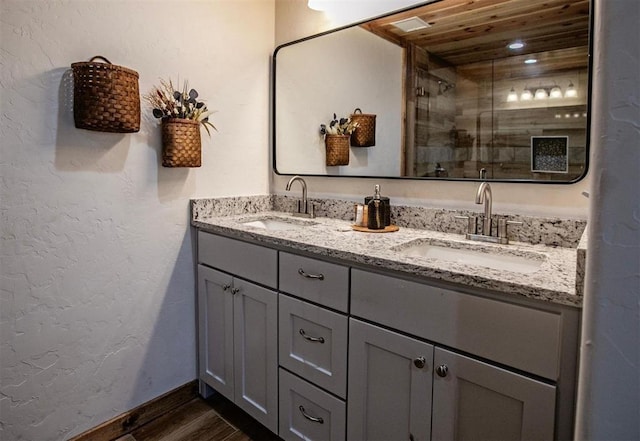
298 268 325 280
231 287 240 295
299 328 325 344
299 405 324 424
222 284 231 291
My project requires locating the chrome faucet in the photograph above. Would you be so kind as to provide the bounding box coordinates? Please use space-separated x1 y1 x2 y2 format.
285 175 314 218
455 181 521 244
475 181 493 236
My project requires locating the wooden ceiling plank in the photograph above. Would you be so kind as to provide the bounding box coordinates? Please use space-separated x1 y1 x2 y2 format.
404 10 589 48
362 0 590 67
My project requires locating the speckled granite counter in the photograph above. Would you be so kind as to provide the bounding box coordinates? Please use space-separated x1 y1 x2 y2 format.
192 196 585 308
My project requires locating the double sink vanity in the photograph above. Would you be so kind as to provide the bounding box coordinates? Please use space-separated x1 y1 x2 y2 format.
191 192 586 441
258 0 591 436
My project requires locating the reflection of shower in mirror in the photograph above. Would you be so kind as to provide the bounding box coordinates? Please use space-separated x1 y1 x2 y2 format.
438 80 455 95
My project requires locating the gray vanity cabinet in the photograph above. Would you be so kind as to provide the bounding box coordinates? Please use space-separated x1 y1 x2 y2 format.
431 347 556 441
195 230 579 441
278 252 349 441
197 233 278 433
350 268 578 441
348 318 434 441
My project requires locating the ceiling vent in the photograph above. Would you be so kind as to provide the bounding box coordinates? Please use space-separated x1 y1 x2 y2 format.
390 17 431 33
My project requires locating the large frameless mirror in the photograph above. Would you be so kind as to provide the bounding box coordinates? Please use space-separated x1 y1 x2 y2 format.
273 0 591 182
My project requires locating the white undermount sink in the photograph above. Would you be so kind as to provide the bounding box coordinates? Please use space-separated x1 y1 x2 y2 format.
393 239 545 274
240 216 316 231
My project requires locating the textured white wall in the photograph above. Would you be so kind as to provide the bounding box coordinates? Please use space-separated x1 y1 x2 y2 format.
0 1 273 439
575 0 640 438
273 0 590 218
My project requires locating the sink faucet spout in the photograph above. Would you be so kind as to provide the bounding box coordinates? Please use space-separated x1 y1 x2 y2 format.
286 175 313 218
475 182 492 236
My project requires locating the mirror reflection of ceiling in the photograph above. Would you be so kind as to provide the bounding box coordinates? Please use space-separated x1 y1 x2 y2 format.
274 0 591 182
362 0 589 69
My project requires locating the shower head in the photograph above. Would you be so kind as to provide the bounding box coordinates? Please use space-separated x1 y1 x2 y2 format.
438 80 455 95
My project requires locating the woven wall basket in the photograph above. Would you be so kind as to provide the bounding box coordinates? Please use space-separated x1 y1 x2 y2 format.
350 108 376 147
161 118 202 168
325 134 350 166
71 56 140 133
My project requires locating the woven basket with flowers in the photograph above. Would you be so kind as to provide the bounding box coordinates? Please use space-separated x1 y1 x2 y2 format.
144 79 216 167
320 113 358 166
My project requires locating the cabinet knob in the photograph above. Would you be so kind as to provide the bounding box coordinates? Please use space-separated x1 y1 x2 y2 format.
231 287 240 295
436 364 449 377
222 284 231 291
298 268 325 280
299 405 324 424
413 357 426 369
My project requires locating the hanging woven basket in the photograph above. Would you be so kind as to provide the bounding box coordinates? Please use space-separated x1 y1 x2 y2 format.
325 134 350 166
161 118 201 167
350 108 376 147
71 56 140 133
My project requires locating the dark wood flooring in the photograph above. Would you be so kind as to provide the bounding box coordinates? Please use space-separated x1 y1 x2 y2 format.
116 394 282 441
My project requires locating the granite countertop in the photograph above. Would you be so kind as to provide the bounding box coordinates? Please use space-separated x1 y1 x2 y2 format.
192 208 582 308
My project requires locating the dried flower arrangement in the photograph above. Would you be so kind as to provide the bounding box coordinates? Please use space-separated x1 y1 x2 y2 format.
319 113 358 137
144 79 217 136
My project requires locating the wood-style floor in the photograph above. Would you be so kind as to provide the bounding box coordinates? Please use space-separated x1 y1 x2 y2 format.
115 394 282 441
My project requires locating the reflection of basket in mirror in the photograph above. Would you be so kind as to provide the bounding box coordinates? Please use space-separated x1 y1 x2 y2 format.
161 118 201 167
350 108 376 147
325 134 350 166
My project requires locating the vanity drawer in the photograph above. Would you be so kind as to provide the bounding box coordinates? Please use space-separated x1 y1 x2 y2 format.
198 232 277 288
279 252 349 312
279 368 346 441
279 294 348 398
351 269 562 380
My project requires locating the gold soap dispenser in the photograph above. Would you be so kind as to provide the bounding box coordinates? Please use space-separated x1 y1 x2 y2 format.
367 184 387 230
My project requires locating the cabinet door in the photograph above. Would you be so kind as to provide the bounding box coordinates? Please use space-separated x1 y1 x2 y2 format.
233 278 279 433
348 319 434 441
432 347 556 441
198 265 234 400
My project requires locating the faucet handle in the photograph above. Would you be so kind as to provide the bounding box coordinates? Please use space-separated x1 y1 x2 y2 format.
455 215 478 235
295 199 315 218
498 219 523 239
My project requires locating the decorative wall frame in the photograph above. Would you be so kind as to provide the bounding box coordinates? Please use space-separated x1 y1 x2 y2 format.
531 136 569 173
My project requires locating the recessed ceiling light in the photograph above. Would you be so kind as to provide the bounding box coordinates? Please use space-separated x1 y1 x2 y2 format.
508 41 525 50
390 17 431 33
524 58 537 64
